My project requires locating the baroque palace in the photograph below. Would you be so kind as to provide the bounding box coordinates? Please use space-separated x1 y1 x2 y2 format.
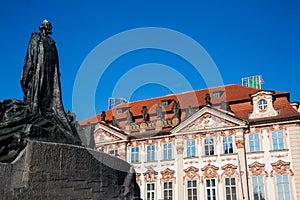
80 84 300 200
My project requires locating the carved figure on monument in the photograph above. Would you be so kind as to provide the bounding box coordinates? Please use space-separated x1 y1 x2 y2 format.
156 104 164 119
141 106 149 121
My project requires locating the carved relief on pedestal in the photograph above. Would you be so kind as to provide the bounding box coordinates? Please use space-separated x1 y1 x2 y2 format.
248 162 268 177
183 166 200 183
143 167 159 182
221 164 239 178
270 160 294 177
201 164 219 179
160 168 176 184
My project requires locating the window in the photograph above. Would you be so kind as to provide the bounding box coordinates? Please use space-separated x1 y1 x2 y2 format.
146 183 155 200
109 149 118 156
163 143 172 160
131 147 139 162
258 99 267 111
147 145 155 161
186 140 196 157
162 100 169 107
116 108 123 115
205 138 214 156
252 176 265 200
213 91 224 99
276 175 290 200
163 181 173 200
223 136 233 154
272 131 284 150
187 180 197 200
206 179 216 200
249 134 260 152
225 178 237 200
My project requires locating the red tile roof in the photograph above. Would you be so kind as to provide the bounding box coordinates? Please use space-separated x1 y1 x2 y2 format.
80 84 298 128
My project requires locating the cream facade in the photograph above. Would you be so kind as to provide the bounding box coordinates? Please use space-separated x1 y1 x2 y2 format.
82 85 300 200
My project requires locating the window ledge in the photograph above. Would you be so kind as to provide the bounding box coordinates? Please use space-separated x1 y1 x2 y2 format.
201 155 217 158
161 159 175 162
145 160 158 163
220 153 238 156
269 149 289 153
131 162 142 164
246 151 264 155
183 156 199 160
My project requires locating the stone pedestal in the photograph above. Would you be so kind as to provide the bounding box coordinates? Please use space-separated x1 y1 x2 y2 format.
0 141 141 199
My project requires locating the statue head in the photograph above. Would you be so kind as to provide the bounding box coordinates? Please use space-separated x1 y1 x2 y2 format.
39 19 53 35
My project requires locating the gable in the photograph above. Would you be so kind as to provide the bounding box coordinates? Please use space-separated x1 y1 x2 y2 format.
94 123 128 144
171 107 247 134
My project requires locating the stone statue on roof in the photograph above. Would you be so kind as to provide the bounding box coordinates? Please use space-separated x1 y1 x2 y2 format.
126 109 134 124
205 93 212 106
156 104 164 119
141 106 149 121
172 100 181 118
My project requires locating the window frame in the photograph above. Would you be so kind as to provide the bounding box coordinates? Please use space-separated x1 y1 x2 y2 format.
225 177 237 200
251 175 265 200
272 131 284 150
163 143 173 160
248 134 261 152
163 181 173 200
146 182 155 200
186 140 196 158
276 174 291 200
223 136 233 154
206 178 217 200
258 99 268 111
187 180 197 200
204 138 214 156
131 146 139 163
147 145 156 162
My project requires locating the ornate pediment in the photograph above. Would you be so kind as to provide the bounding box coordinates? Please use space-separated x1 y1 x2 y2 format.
94 123 128 144
184 166 200 180
248 162 268 177
202 164 219 179
270 160 294 177
143 167 159 182
160 168 176 184
171 107 246 134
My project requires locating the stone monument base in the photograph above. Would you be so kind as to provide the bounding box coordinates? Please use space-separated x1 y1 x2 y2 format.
0 141 140 199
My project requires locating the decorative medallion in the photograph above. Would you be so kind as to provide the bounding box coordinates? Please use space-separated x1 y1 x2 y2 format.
221 164 239 178
201 164 219 179
160 168 176 184
270 160 294 177
248 162 267 177
183 166 200 181
176 146 184 154
143 167 159 182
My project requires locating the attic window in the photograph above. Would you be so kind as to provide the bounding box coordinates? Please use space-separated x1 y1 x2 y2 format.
116 109 123 115
213 91 224 99
162 100 169 107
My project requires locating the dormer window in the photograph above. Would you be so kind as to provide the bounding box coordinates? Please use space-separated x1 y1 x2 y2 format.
116 109 123 115
162 100 169 107
258 99 268 111
213 91 224 99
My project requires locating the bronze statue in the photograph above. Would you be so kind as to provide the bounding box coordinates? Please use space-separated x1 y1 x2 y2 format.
20 20 80 143
0 20 81 163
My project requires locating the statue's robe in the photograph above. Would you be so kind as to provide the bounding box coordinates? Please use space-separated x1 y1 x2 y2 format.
20 32 80 144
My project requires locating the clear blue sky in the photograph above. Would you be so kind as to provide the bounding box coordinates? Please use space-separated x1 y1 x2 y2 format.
0 1 299 121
